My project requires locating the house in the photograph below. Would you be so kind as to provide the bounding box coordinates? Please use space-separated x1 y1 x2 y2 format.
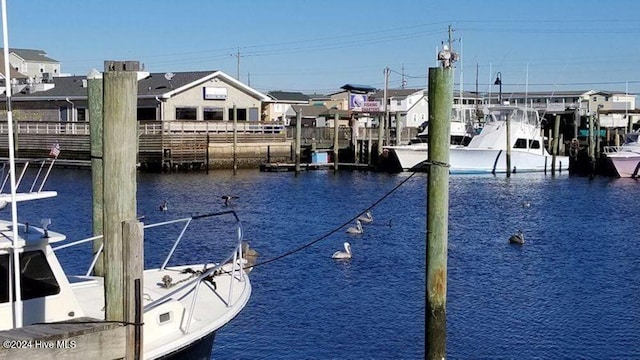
264 91 310 125
8 70 271 124
3 48 60 82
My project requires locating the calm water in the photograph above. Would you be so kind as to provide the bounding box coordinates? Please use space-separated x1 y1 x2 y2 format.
14 168 640 359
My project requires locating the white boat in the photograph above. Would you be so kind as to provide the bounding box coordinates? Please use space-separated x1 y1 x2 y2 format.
0 160 252 359
448 106 569 174
604 130 640 178
384 106 478 171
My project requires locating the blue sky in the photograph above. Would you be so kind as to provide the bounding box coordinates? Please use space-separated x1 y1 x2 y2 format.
6 0 640 95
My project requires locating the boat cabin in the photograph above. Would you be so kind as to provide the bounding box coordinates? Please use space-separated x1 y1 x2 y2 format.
0 221 84 330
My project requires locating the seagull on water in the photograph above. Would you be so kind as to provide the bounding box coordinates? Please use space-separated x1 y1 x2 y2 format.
159 200 168 212
332 242 352 260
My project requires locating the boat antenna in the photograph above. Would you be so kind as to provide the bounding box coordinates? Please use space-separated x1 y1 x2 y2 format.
1 0 23 328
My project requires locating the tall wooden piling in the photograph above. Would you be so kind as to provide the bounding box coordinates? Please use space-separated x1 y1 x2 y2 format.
426 66 453 360
552 114 561 175
295 109 301 175
589 114 595 176
88 69 104 276
367 123 373 165
333 112 339 172
233 105 238 174
102 60 139 325
506 112 511 177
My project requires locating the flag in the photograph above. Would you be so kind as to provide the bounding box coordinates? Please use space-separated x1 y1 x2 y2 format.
49 143 60 158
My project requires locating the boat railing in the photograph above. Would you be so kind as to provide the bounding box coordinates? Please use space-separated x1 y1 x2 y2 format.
52 210 249 333
603 145 623 154
0 157 57 194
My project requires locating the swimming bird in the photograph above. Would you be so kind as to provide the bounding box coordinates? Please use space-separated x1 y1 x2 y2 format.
346 220 363 234
509 229 525 245
159 200 168 211
332 242 352 259
222 195 239 207
357 210 373 224
522 201 531 208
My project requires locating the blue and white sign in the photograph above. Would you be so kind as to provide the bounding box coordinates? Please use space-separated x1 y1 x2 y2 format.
349 94 367 111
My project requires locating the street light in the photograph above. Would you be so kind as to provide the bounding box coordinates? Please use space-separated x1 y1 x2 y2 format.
494 72 502 104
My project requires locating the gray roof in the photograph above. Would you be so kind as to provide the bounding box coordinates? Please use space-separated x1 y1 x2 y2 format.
369 89 416 100
267 91 310 102
3 48 59 63
11 70 270 101
340 84 376 93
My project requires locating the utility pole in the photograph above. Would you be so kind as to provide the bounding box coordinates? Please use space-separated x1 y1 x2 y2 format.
231 48 243 80
378 67 389 156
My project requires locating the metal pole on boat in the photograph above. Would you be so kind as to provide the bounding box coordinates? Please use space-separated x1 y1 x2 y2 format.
295 108 301 176
1 0 23 328
333 112 339 172
426 65 454 359
88 68 104 276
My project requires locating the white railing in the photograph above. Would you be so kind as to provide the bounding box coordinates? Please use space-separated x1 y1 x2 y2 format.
52 210 250 333
0 120 286 137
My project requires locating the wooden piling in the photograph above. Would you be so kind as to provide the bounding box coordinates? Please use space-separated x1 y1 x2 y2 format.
506 111 511 177
589 114 595 176
367 123 372 165
123 219 144 359
233 105 238 174
295 109 301 176
87 69 104 277
552 114 560 175
102 60 139 324
333 112 339 172
426 66 453 360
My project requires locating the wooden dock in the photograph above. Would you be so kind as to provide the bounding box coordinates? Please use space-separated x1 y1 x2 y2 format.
259 162 375 172
0 318 125 360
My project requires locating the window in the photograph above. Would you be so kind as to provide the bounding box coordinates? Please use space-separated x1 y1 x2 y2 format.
0 251 61 303
228 108 247 121
204 107 224 121
138 108 157 121
176 107 197 120
77 108 86 122
59 106 68 121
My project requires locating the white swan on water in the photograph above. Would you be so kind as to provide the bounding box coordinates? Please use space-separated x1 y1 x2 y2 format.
357 210 373 224
332 242 352 259
346 220 363 234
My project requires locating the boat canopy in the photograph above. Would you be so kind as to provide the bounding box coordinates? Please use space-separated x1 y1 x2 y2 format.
485 107 539 126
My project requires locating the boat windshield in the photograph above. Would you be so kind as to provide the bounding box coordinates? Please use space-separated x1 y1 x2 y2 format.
485 107 539 126
624 132 639 145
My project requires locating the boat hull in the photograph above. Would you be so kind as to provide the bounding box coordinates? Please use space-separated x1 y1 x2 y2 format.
606 152 640 178
385 143 428 170
449 147 569 174
156 331 216 360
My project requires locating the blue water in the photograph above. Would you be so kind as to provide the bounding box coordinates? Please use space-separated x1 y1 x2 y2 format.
14 169 640 359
